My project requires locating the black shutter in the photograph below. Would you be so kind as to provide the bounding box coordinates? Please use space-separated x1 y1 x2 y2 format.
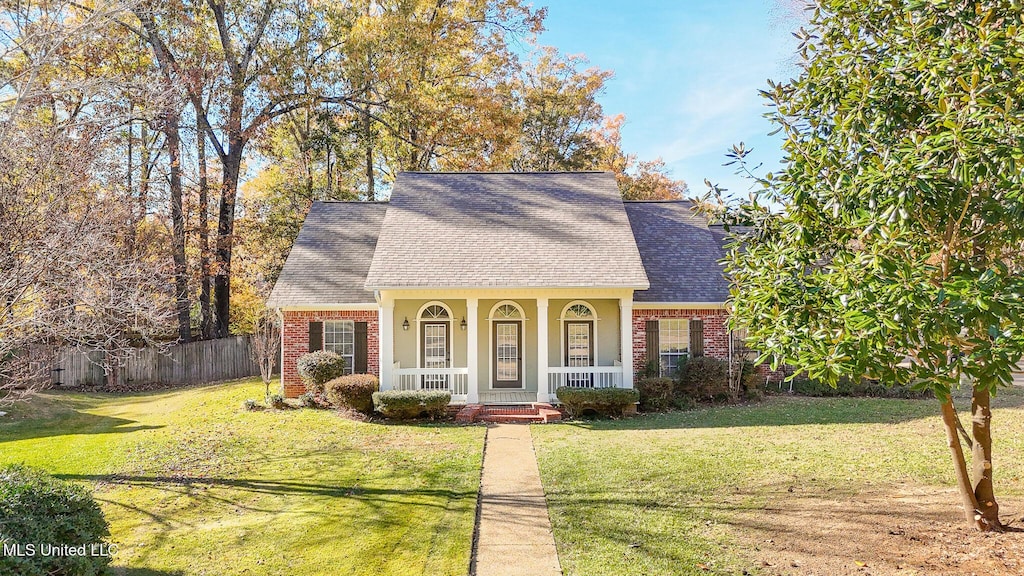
645 320 659 363
308 321 323 352
354 322 368 373
689 319 705 357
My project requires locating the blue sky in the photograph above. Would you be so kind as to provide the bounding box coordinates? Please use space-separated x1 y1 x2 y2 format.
537 0 802 197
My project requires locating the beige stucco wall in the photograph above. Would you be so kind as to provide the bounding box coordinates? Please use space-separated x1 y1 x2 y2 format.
547 299 622 368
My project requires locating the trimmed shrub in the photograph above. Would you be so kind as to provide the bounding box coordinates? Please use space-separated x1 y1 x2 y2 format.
268 394 286 409
678 356 732 401
555 386 639 418
295 351 346 395
243 398 262 411
636 377 675 412
298 392 318 408
325 374 380 413
372 390 450 420
0 464 112 576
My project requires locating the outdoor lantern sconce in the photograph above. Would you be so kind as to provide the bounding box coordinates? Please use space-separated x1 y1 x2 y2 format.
460 317 467 331
402 317 410 331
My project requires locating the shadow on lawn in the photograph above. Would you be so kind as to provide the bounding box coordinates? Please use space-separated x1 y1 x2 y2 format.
58 473 474 509
565 390 1024 432
0 411 164 444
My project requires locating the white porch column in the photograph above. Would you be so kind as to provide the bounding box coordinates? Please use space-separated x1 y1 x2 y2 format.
620 296 634 389
380 296 395 390
466 297 480 404
536 297 549 403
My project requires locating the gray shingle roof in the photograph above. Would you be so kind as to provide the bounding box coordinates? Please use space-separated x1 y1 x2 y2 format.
363 172 650 289
624 200 730 303
266 202 386 307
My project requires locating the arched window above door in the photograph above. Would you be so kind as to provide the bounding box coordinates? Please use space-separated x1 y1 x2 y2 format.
489 301 524 319
418 302 451 320
560 301 596 320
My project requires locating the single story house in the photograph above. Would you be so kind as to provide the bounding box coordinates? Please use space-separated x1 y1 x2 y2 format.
267 171 736 404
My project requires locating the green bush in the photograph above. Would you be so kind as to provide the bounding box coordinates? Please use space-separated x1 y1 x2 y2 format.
0 465 112 576
372 390 451 420
268 394 286 409
555 386 639 418
296 351 347 395
636 378 675 412
637 358 660 379
678 356 732 401
298 392 318 408
243 398 262 411
325 374 380 413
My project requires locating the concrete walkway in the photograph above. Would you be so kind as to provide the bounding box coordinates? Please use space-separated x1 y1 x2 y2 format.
472 424 563 576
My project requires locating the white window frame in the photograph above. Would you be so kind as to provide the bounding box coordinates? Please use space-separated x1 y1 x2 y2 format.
324 320 355 375
658 319 689 377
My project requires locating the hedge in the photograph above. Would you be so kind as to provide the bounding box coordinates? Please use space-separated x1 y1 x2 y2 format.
0 465 112 576
296 351 347 395
555 386 639 418
635 377 675 412
372 390 451 420
325 374 380 413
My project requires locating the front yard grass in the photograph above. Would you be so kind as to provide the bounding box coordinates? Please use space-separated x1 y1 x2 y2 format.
532 389 1024 576
0 379 485 576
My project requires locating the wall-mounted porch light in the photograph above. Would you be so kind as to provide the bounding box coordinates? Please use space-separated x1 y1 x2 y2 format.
402 317 410 331
460 317 467 331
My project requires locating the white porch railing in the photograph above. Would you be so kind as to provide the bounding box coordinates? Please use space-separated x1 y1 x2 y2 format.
547 365 626 396
392 366 469 403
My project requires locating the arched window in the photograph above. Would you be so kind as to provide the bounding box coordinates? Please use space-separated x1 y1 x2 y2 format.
561 302 595 320
494 303 522 319
420 304 450 319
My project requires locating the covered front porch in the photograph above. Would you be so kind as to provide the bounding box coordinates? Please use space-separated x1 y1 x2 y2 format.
377 289 635 404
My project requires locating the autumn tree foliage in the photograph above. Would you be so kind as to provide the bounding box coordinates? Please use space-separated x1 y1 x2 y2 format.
0 0 174 398
3 0 688 358
703 0 1024 531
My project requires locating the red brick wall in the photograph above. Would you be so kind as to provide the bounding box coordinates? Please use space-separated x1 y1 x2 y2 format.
281 309 379 397
632 308 730 376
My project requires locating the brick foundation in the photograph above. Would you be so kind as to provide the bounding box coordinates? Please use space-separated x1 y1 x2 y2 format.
281 309 379 397
632 308 730 377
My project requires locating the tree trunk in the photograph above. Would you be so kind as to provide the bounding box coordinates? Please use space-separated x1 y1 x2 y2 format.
197 127 213 340
104 350 120 389
213 148 242 338
939 398 987 531
971 385 1002 530
363 106 375 201
165 112 191 342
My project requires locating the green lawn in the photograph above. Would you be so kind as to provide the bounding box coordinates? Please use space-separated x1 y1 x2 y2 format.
532 389 1024 576
0 379 486 576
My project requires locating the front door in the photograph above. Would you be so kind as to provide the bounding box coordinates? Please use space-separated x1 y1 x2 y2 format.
564 321 594 387
492 321 522 388
421 322 450 389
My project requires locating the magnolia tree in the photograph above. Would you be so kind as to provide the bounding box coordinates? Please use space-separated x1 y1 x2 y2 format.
702 1 1024 532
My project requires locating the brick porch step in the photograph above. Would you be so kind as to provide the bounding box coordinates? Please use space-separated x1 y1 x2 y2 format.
456 403 562 424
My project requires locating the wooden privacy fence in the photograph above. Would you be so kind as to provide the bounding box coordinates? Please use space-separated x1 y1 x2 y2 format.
53 336 266 387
